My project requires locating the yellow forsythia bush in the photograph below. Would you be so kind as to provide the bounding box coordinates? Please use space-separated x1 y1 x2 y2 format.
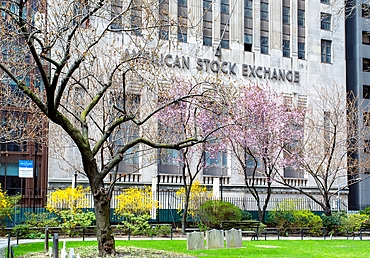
0 185 20 226
176 180 212 218
115 186 158 216
46 186 91 213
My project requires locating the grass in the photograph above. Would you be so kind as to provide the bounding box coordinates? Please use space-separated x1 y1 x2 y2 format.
12 239 370 258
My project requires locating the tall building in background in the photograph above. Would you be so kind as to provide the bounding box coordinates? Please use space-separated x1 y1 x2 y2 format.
346 1 370 210
0 0 48 209
45 0 347 214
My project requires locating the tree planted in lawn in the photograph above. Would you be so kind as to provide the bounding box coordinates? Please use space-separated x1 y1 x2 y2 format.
0 1 224 255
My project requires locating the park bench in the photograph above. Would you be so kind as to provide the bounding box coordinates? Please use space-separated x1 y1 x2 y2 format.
221 220 260 240
262 227 280 240
353 221 370 240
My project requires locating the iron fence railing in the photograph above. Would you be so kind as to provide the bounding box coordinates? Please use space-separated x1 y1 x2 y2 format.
5 187 341 226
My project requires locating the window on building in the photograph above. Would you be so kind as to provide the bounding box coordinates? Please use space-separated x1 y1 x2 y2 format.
321 40 331 63
364 85 370 99
365 140 370 154
203 151 227 176
244 0 253 18
73 0 89 27
220 0 229 49
298 42 305 59
283 40 290 57
363 58 370 72
203 0 212 46
363 4 370 18
321 0 330 4
261 36 268 54
131 0 142 36
298 9 305 27
244 34 252 52
110 0 122 29
363 31 370 45
364 112 370 126
321 13 331 30
283 6 290 24
178 0 188 42
244 0 253 52
260 2 268 21
159 0 169 40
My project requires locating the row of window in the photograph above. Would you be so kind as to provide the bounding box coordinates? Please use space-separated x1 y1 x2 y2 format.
112 0 333 62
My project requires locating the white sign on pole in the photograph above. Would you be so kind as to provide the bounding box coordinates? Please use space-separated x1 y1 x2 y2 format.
19 160 34 178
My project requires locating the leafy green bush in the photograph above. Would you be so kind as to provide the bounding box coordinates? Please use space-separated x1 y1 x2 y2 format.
241 210 253 221
24 212 59 228
294 210 323 235
12 213 59 239
122 213 152 236
321 212 345 233
59 210 95 237
360 206 370 217
198 200 242 229
338 213 369 234
267 200 323 235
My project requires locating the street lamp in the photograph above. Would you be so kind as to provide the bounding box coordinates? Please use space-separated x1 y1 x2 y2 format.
337 181 347 212
337 178 361 212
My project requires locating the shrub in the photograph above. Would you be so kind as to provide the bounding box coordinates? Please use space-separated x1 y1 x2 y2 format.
294 210 323 235
241 210 253 221
0 186 21 227
267 199 323 235
46 186 95 236
338 213 369 234
115 187 159 236
176 181 212 222
360 206 370 217
321 212 345 233
122 213 152 236
24 212 59 228
198 200 242 229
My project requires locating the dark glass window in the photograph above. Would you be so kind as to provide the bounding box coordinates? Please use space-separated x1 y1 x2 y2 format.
260 2 268 21
321 13 331 30
298 9 305 27
363 85 370 99
363 31 370 45
321 40 331 63
298 42 305 60
363 58 370 72
283 6 290 24
283 40 290 57
261 36 268 54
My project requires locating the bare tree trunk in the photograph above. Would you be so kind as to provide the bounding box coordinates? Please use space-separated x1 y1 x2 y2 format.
84 158 116 256
182 188 191 234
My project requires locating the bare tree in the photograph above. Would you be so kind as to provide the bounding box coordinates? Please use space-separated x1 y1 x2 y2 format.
0 1 224 255
278 85 370 216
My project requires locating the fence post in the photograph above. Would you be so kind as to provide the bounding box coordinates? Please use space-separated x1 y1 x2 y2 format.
53 233 58 258
7 233 11 258
44 225 49 252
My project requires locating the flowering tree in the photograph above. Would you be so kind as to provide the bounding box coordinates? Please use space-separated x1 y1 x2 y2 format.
157 81 227 232
227 84 305 222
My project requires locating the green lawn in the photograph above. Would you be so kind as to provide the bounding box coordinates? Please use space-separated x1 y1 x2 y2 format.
12 239 370 258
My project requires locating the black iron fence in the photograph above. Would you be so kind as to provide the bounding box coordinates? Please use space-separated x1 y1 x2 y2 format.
5 187 330 226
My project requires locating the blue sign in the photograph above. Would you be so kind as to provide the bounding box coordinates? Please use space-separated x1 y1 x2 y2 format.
19 160 34 178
